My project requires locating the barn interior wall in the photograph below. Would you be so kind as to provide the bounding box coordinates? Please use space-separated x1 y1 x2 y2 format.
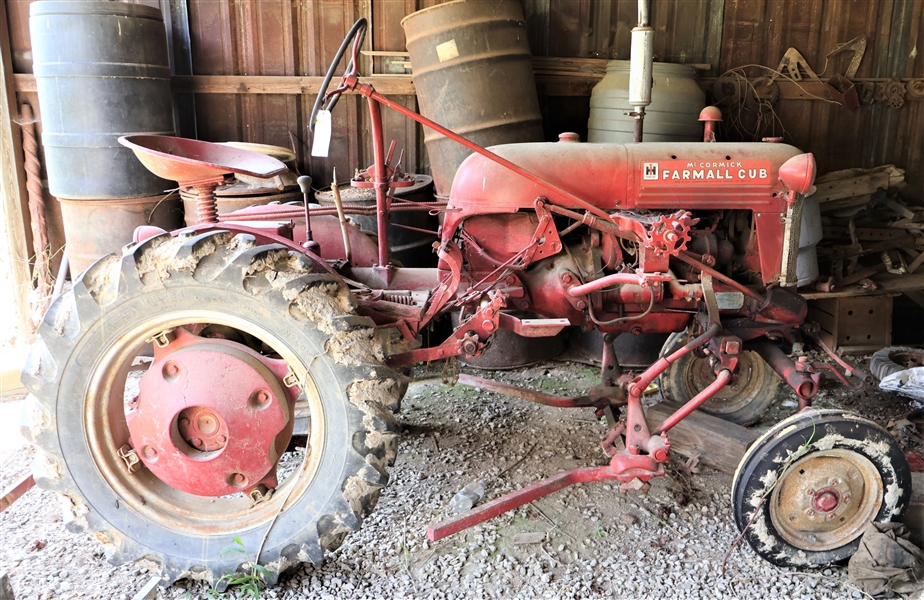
3 0 923 273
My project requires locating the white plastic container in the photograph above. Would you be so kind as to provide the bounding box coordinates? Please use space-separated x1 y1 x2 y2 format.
588 60 705 143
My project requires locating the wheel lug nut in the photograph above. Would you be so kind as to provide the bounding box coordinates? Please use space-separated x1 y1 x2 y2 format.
163 361 180 377
805 509 814 517
843 494 850 504
828 513 837 520
256 390 271 404
807 489 815 496
229 472 247 487
142 446 157 459
192 438 203 448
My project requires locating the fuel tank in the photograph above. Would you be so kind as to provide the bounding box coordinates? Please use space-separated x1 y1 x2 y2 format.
444 141 805 233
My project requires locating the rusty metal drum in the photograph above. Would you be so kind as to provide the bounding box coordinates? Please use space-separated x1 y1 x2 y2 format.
59 195 183 275
401 0 545 197
30 1 175 198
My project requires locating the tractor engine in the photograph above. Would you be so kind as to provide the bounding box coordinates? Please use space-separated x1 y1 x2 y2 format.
442 140 816 341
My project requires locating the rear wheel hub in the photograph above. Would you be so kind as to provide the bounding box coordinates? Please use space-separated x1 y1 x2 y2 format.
127 328 296 496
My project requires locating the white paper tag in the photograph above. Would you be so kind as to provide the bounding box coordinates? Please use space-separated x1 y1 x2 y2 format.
311 110 332 157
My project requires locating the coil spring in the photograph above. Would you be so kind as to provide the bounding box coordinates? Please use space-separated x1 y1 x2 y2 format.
382 293 414 305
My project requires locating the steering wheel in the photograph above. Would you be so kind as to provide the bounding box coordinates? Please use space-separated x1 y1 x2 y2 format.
309 18 367 132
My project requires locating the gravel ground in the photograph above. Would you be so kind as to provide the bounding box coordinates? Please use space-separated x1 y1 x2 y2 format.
1 357 921 600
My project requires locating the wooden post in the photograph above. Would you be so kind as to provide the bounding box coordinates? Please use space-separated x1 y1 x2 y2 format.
0 4 33 334
704 0 726 73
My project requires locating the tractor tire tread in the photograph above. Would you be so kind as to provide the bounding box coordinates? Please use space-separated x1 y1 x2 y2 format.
21 230 402 585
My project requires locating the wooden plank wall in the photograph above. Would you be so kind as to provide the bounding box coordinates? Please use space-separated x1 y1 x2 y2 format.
720 0 924 201
3 0 923 210
185 0 365 186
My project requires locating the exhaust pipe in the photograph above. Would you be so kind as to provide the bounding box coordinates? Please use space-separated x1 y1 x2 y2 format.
628 0 654 142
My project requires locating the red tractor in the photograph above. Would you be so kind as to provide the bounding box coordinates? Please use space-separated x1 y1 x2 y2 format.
22 18 911 587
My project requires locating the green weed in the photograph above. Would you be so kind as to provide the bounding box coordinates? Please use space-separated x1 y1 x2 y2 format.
207 537 270 600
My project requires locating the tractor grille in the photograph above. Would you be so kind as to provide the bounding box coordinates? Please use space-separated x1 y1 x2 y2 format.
780 197 804 287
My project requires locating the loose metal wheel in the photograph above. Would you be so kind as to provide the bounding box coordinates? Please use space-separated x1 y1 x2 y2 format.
658 331 781 426
20 230 402 585
732 409 911 567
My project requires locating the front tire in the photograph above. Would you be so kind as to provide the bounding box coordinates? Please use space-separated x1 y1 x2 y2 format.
731 409 911 567
20 230 402 585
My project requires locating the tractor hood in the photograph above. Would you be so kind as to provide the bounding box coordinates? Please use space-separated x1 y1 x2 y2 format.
443 141 807 234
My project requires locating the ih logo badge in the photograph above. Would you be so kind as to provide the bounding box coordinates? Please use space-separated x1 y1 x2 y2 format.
643 162 659 180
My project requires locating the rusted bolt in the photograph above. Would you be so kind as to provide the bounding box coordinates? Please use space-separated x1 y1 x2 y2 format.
506 275 516 285
229 472 247 487
255 390 271 404
827 513 837 520
142 446 157 459
551 242 561 252
805 509 815 517
829 478 840 486
482 320 496 332
843 494 850 504
163 361 180 378
576 301 587 310
192 438 204 448
561 272 573 284
197 414 218 435
807 489 815 496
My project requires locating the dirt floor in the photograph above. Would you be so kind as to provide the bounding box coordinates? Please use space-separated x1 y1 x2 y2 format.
2 352 922 600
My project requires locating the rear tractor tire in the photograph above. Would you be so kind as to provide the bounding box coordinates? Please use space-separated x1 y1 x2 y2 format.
20 230 402 585
658 331 781 426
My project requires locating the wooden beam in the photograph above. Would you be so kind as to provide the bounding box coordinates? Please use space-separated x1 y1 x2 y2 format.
170 74 417 95
647 401 757 475
0 474 35 513
0 5 33 334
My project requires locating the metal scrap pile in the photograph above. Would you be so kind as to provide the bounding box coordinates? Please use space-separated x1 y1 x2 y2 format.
811 164 924 295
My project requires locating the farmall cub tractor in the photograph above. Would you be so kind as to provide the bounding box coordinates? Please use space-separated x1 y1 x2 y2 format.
22 18 911 587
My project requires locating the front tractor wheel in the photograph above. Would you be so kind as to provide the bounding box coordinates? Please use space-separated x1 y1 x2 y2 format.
658 331 781 426
20 231 402 585
732 409 911 567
